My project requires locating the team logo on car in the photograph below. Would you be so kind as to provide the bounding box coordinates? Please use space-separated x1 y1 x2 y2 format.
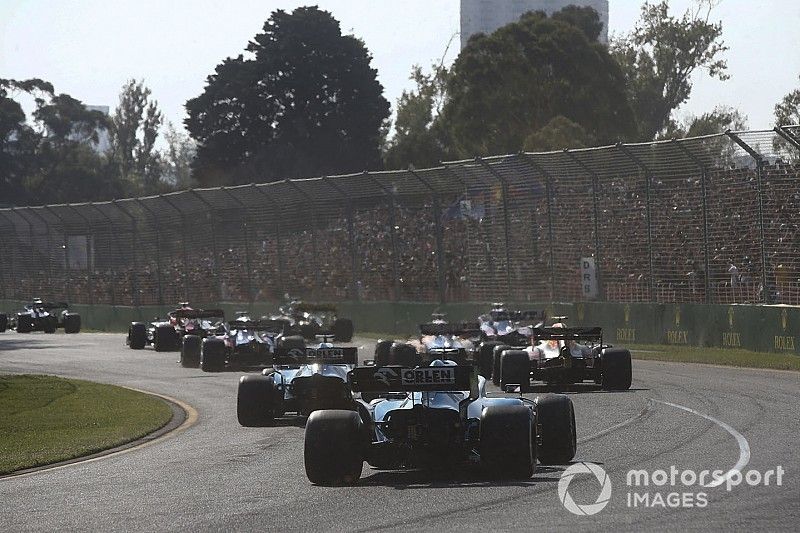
373 367 399 386
401 367 455 385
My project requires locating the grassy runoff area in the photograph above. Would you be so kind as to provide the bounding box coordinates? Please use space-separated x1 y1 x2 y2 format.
357 333 800 371
0 375 173 475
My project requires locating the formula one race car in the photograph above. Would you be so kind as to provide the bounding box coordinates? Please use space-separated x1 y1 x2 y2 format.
303 360 577 485
0 299 81 334
127 305 224 352
193 318 302 371
236 337 359 426
384 314 482 366
499 325 632 392
270 298 354 342
477 305 545 379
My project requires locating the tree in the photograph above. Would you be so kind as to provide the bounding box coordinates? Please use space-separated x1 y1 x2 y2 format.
162 121 196 189
109 79 163 194
524 115 595 151
441 10 635 157
659 105 747 139
383 63 453 170
774 75 800 127
611 0 729 140
185 6 390 185
551 4 604 42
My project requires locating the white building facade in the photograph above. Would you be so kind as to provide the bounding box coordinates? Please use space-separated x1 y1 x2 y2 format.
460 0 609 49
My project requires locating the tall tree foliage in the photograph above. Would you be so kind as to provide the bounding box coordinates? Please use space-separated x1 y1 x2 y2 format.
109 79 163 194
185 6 390 185
440 10 635 158
611 0 729 140
774 75 800 127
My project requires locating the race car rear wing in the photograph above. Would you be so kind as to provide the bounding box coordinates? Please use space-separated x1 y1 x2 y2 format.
419 322 482 337
274 346 358 365
173 309 225 319
349 365 478 398
38 301 69 310
293 303 338 313
489 310 545 323
531 327 603 343
228 319 286 332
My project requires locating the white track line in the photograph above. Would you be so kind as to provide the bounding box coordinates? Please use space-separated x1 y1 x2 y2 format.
655 399 751 488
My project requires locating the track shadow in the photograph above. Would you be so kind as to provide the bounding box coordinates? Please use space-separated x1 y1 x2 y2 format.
358 464 567 489
0 337 89 351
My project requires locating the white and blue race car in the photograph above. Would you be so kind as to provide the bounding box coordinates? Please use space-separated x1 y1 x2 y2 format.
303 359 577 485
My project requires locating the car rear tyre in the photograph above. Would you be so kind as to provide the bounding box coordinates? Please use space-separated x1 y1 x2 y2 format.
374 339 393 366
278 335 306 360
63 313 81 334
181 335 202 367
390 343 419 366
479 341 503 378
332 318 354 342
237 374 280 426
43 316 57 334
304 410 364 485
500 350 530 391
600 348 632 391
0 313 7 333
200 338 226 372
492 344 511 386
128 322 147 349
16 314 33 333
480 404 535 479
536 394 577 464
154 325 177 352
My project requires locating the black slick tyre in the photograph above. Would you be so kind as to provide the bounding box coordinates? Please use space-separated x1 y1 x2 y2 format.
154 325 177 352
374 339 393 366
0 313 7 333
480 404 535 479
181 335 202 367
600 348 632 391
237 374 279 426
16 314 32 333
479 341 503 379
500 350 531 391
536 394 577 465
390 343 419 367
492 344 511 386
304 410 364 485
200 338 226 372
128 322 147 349
332 318 354 342
63 313 81 334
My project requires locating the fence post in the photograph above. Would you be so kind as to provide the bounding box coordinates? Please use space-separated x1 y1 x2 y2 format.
42 206 71 303
284 180 321 299
135 199 164 306
774 126 800 151
159 195 191 303
11 208 40 298
0 211 17 299
364 172 400 301
562 150 604 301
65 204 95 305
519 154 557 301
321 176 359 301
112 200 140 307
672 139 712 304
726 131 770 303
779 126 800 146
407 168 447 304
24 208 55 300
249 184 285 295
616 143 655 301
476 157 514 302
86 203 117 305
220 188 253 304
189 190 223 303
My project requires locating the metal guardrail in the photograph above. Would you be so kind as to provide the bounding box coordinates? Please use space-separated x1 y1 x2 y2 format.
1 126 798 307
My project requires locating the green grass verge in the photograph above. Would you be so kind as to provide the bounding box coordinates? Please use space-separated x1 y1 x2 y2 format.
0 375 173 475
354 333 800 371
627 344 800 371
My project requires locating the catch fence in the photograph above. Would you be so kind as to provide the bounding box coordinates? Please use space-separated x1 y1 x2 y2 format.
1 127 799 307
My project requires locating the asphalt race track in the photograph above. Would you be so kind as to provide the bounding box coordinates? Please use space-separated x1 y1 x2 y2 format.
1 332 798 531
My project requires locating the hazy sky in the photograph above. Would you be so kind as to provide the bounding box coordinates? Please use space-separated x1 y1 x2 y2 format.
2 0 799 139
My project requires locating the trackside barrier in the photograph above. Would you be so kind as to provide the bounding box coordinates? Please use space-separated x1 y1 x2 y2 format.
2 299 797 355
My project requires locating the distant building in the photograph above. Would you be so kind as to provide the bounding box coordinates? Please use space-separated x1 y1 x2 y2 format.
460 0 609 49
